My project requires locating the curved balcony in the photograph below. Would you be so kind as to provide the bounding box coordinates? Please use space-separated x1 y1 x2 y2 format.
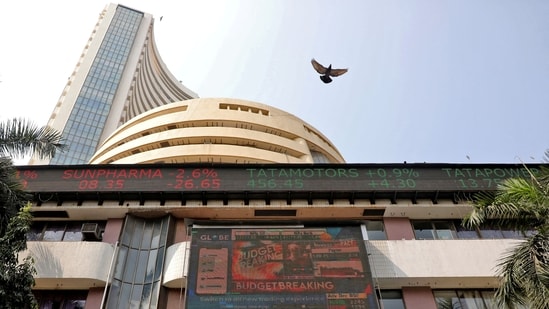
22 242 115 289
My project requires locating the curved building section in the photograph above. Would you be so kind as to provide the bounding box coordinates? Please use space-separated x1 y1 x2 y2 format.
89 98 345 164
31 4 197 165
121 23 196 124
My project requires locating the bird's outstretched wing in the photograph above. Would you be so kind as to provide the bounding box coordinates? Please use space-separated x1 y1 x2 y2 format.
329 68 348 77
311 58 328 74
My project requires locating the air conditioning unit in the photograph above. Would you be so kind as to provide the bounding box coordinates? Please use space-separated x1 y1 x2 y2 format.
81 223 102 240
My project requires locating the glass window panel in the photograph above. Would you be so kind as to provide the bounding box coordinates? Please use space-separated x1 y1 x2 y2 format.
479 226 504 239
458 290 484 309
145 249 157 283
140 283 152 309
480 291 498 309
63 299 86 309
113 246 128 280
379 291 405 309
434 221 456 240
63 225 83 241
141 221 154 249
121 218 135 246
154 248 165 281
434 290 461 309
151 222 161 248
106 280 121 309
43 224 66 241
130 284 143 309
413 221 435 239
501 229 523 239
159 218 169 246
28 224 45 241
123 248 138 283
134 250 149 283
119 283 133 309
150 281 160 309
365 220 387 240
455 223 480 239
131 219 145 249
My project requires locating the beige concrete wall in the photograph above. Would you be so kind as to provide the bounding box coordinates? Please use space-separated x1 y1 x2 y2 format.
366 239 520 289
163 242 189 288
22 241 115 289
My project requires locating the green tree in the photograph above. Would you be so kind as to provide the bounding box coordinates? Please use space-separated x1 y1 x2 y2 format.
0 204 36 309
0 118 66 231
0 118 65 308
464 154 549 308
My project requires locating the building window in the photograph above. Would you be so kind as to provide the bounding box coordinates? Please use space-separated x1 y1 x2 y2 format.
455 222 480 239
413 220 531 240
413 221 457 240
34 290 87 309
364 220 387 240
378 290 405 309
311 151 330 163
106 215 171 308
28 222 105 242
477 222 525 239
434 289 530 309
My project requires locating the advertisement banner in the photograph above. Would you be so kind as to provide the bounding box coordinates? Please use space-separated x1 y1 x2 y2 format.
186 226 378 308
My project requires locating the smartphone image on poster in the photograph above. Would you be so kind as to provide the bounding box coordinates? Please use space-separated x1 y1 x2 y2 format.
196 248 228 294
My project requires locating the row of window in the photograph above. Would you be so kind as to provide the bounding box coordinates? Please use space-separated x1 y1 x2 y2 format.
434 289 528 309
364 220 532 241
34 290 87 309
27 219 530 242
28 222 105 242
412 220 532 240
379 289 529 309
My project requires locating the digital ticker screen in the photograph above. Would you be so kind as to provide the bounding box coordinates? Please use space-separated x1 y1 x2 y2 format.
15 164 542 194
186 226 378 309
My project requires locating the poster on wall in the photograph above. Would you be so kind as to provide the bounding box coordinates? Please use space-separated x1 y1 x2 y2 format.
186 226 378 308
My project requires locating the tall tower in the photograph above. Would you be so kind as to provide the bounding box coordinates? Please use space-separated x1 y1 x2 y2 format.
30 3 197 165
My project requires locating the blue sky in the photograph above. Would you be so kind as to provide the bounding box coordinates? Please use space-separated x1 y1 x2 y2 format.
1 0 548 163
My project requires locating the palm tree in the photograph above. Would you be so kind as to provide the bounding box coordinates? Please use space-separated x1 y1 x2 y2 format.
0 117 65 308
463 152 549 308
0 117 66 160
0 118 66 233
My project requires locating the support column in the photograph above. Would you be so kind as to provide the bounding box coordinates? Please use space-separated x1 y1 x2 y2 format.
402 287 437 309
85 287 104 309
383 217 414 240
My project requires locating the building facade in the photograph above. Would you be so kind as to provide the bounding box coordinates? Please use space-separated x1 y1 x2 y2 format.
16 3 540 309
18 163 542 308
30 3 196 165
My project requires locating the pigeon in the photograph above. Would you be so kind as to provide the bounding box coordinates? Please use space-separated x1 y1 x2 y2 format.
311 58 348 83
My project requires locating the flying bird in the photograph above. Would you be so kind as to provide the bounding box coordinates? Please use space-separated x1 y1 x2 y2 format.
311 58 348 83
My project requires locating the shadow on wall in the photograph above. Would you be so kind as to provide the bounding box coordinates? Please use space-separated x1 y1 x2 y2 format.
365 240 408 282
29 242 64 278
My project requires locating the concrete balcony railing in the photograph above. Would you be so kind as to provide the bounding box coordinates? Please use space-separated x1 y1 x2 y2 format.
21 241 115 289
29 239 516 291
163 242 189 288
366 239 521 289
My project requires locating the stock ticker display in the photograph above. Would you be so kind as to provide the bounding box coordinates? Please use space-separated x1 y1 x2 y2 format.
15 163 541 193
